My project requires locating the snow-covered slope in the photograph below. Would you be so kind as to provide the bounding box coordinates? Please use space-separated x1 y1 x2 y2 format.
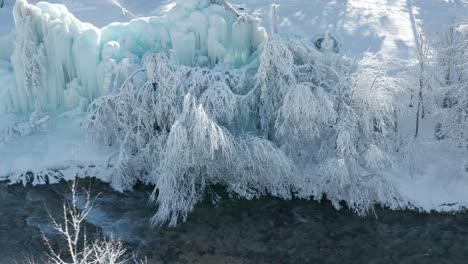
3 0 468 58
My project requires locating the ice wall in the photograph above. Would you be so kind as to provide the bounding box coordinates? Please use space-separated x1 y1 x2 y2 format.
1 0 266 113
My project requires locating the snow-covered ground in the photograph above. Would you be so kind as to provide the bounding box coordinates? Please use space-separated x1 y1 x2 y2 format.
3 0 467 57
1 0 468 214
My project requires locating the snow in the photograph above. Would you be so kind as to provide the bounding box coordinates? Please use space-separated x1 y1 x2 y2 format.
233 0 468 58
2 0 467 59
0 113 111 186
1 0 468 222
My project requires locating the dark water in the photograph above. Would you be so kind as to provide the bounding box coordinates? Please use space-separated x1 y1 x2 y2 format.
1 179 468 264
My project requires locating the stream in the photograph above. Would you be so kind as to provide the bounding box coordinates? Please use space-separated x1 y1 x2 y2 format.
1 178 468 263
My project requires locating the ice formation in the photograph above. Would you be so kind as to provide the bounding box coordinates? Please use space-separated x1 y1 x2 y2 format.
0 0 266 114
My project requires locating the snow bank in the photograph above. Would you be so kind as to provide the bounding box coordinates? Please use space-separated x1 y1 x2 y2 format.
2 0 266 113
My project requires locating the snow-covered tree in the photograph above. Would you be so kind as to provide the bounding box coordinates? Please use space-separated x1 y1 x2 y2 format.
88 31 405 225
432 22 468 168
150 94 235 226
255 34 295 139
311 53 404 214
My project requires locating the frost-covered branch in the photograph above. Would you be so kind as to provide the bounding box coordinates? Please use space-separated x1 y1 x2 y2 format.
87 28 404 225
28 179 146 264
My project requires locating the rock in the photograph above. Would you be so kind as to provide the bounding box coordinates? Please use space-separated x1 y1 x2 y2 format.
13 216 26 228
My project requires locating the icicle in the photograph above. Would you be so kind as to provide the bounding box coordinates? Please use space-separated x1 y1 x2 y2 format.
170 22 197 66
232 15 252 66
207 15 227 65
189 11 208 52
270 4 279 34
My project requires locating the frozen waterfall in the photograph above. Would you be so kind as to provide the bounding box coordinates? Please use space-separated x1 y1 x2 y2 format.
0 0 266 113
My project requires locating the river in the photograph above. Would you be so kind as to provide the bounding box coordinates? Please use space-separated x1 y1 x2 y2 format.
0 179 467 263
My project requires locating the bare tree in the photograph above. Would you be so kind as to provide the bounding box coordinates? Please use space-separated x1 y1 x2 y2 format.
27 179 146 264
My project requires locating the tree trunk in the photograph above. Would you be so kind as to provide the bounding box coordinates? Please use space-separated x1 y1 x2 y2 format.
415 101 420 138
